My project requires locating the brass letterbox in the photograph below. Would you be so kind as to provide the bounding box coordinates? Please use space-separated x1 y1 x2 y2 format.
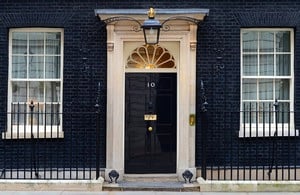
144 114 157 121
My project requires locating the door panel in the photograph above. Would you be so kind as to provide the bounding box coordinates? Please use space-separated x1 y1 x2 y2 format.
125 73 177 173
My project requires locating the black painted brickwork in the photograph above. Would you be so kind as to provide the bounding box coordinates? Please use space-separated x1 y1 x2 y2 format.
0 0 299 171
196 0 300 169
0 1 108 169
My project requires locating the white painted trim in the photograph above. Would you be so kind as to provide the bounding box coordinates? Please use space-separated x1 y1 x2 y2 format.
125 68 177 73
104 18 199 181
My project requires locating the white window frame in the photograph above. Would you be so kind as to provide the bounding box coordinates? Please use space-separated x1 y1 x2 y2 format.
3 28 64 139
240 28 298 137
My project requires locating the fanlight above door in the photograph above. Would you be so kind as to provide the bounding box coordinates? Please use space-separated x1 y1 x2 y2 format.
126 45 175 69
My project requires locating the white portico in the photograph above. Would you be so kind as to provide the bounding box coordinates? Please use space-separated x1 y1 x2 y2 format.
95 8 209 181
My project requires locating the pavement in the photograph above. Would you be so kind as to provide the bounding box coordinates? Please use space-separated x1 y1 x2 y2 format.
1 192 300 195
2 178 300 194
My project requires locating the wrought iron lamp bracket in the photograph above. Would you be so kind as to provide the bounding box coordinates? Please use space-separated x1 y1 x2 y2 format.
102 15 201 32
103 16 142 32
161 16 200 31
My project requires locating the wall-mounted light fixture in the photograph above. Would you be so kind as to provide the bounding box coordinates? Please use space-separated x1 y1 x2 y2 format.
141 8 162 45
95 7 209 45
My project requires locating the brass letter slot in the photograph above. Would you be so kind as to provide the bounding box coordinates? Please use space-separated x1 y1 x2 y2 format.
144 114 157 121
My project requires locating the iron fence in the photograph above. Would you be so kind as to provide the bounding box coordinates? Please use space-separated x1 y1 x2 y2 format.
1 100 299 181
200 101 300 181
0 101 103 180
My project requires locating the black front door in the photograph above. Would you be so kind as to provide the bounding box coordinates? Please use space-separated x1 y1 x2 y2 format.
125 73 177 174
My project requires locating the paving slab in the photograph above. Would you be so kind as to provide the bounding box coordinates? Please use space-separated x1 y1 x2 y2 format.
0 192 108 195
2 192 300 195
61 192 108 195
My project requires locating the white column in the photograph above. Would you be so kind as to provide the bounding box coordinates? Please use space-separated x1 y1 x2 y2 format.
105 25 124 181
189 24 198 169
177 24 198 181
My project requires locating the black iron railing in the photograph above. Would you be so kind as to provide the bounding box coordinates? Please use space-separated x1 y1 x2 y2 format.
0 102 103 180
200 101 300 181
1 100 299 181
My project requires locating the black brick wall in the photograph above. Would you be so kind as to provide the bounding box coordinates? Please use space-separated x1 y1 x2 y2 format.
0 0 299 172
0 1 108 169
196 0 300 169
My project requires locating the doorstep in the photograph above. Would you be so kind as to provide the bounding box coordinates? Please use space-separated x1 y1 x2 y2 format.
103 181 200 191
103 174 200 191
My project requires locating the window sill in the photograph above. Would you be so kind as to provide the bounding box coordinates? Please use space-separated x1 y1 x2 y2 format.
2 126 64 139
239 125 299 138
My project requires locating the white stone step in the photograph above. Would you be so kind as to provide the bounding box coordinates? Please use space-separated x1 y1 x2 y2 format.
123 174 179 182
103 174 199 191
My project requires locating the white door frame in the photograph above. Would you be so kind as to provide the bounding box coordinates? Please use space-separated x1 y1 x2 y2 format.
95 9 208 181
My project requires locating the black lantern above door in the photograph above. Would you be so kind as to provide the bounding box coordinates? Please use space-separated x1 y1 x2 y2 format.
141 8 162 45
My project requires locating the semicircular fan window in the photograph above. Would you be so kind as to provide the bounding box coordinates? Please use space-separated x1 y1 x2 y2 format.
126 45 176 69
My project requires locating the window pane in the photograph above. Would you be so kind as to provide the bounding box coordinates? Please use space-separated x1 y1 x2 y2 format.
12 32 27 54
29 56 44 78
45 56 60 78
243 79 257 100
12 56 26 78
45 82 60 102
46 32 61 54
12 103 26 125
276 54 290 76
242 102 275 124
277 102 289 123
29 32 44 54
258 102 273 123
276 31 290 52
275 79 289 100
126 45 176 69
242 31 258 52
243 54 257 76
29 82 44 102
259 54 274 76
259 32 274 52
242 102 257 123
45 103 60 126
31 103 44 126
12 82 27 102
259 79 273 100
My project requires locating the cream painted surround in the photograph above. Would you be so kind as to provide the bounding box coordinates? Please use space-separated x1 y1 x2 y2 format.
96 9 207 181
